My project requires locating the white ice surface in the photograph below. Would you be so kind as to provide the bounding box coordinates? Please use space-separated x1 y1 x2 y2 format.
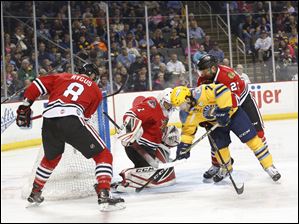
1 119 298 223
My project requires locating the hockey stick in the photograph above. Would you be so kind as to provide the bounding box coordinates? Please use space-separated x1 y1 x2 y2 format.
135 168 166 193
2 114 43 133
1 58 72 104
103 74 129 99
207 134 244 195
31 114 42 120
2 50 84 104
104 112 220 192
1 88 26 104
103 111 173 193
102 111 123 133
4 83 124 133
135 125 220 192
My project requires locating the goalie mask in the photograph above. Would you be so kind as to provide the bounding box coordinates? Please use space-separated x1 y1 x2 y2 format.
157 88 174 117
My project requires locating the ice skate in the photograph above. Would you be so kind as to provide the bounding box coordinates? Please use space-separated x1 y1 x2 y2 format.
94 184 125 211
204 158 234 179
26 183 44 207
213 167 233 183
265 165 281 182
26 190 44 208
203 165 220 179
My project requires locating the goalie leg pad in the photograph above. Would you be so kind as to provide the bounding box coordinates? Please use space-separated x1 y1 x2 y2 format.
113 166 176 193
155 147 171 163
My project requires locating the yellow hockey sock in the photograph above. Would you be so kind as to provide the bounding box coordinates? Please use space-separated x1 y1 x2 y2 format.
215 147 232 171
246 135 273 169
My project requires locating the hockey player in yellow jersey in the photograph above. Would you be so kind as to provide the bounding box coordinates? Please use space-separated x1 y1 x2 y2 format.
170 84 281 182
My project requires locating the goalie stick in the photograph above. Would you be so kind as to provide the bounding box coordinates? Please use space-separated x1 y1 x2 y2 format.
137 122 219 192
103 111 175 193
136 124 220 192
208 134 244 195
135 168 166 193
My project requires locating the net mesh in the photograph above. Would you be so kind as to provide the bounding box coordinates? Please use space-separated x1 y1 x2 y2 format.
21 97 110 200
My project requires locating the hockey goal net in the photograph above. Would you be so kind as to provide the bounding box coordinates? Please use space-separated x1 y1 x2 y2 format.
21 95 111 200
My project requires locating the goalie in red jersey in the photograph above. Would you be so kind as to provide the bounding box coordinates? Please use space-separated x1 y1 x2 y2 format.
112 88 180 192
196 54 267 180
15 64 124 211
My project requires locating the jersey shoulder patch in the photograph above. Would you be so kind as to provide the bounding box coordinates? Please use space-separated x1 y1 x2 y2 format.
227 72 235 79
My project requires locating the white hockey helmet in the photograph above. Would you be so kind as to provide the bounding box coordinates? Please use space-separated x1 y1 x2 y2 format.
157 88 174 116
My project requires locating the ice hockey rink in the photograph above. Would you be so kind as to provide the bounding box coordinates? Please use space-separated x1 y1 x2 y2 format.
1 119 298 223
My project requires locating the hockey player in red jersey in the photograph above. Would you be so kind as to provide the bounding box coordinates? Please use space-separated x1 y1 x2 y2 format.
112 88 180 192
16 64 124 211
196 54 267 180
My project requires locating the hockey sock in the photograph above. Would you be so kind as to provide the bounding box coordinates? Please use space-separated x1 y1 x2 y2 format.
211 150 220 167
257 130 265 139
215 147 232 171
246 135 273 169
33 154 62 192
257 130 267 147
93 148 113 191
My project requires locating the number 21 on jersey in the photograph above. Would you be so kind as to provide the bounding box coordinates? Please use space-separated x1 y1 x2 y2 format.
230 82 239 91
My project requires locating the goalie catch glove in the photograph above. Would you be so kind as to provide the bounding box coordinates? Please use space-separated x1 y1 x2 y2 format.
162 125 180 148
117 116 143 147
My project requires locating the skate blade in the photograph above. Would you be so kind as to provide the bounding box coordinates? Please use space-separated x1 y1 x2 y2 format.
99 202 126 212
272 173 281 182
202 178 214 183
114 185 136 193
25 201 42 208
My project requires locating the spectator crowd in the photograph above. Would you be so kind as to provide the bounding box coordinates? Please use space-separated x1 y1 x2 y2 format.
1 1 297 101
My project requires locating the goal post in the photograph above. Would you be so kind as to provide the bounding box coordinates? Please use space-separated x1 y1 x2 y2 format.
97 91 111 150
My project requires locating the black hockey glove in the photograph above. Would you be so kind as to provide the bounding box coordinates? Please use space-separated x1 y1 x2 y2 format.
199 121 213 130
176 142 191 160
214 107 231 127
16 101 33 128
